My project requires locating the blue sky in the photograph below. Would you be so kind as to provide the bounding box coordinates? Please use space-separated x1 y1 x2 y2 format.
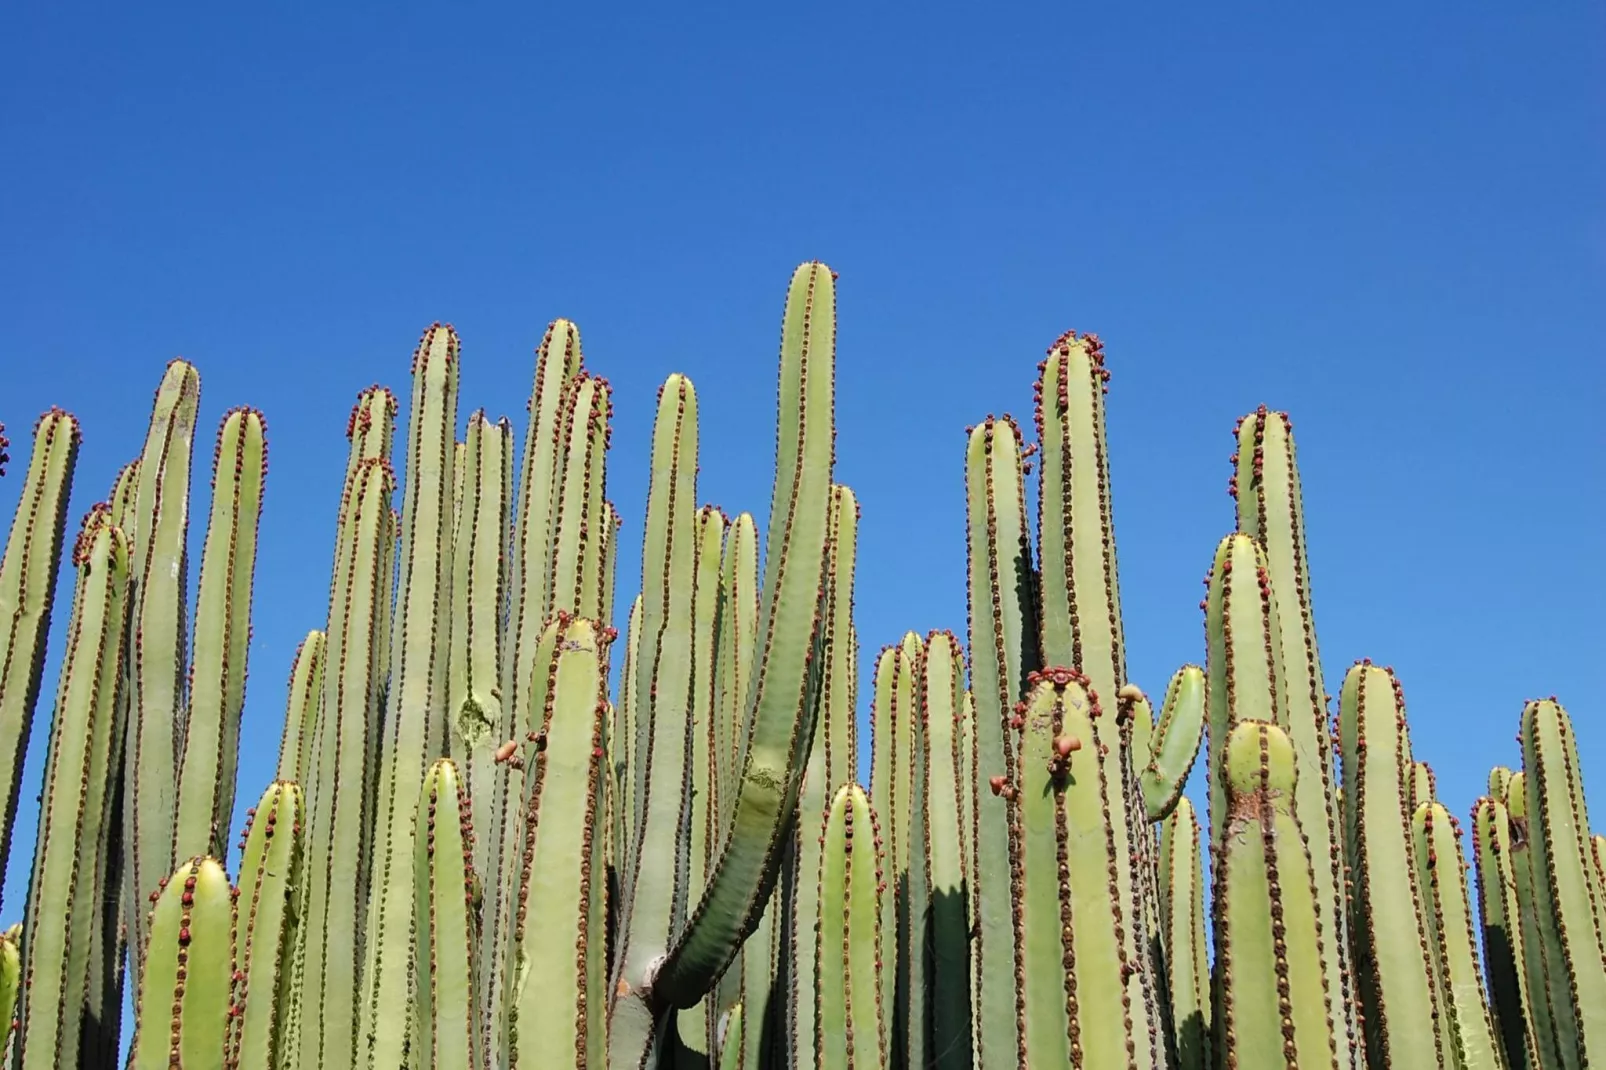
2 0 1602 1009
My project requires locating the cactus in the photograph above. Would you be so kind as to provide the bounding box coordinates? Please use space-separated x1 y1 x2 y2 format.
1472 794 1544 1070
0 923 19 1055
231 781 304 1070
816 784 886 1070
414 759 483 1070
1159 797 1210 1070
128 856 235 1070
0 410 79 916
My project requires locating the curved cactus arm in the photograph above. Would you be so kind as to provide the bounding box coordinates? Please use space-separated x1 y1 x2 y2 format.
632 264 837 1032
1338 662 1442 1067
1212 720 1340 1068
174 406 267 862
0 409 79 915
1159 797 1210 1070
231 781 305 1070
129 856 236 1070
1519 698 1606 1064
1473 795 1548 1070
505 614 611 1069
414 759 483 1070
297 456 395 1070
1411 801 1503 1068
1137 666 1206 822
15 514 130 1070
273 631 325 783
816 784 887 1070
1232 407 1357 1063
360 324 460 1070
121 360 201 978
962 413 1036 1070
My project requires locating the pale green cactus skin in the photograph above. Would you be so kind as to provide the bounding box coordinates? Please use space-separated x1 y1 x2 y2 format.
1518 698 1606 1068
129 856 235 1070
1138 666 1206 822
1472 794 1546 1070
869 634 918 1066
1213 720 1339 1068
414 759 484 1070
0 923 19 1055
15 513 129 1070
232 781 304 1070
273 631 325 784
1159 797 1210 1070
0 410 79 916
1411 800 1503 1069
816 784 886 1070
1505 773 1567 1070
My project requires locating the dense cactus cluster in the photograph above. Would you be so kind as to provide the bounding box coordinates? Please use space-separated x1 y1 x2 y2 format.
0 261 1599 1069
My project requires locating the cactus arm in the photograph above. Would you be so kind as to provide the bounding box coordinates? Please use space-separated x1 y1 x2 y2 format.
641 263 837 1019
0 410 79 915
15 514 130 1070
816 784 886 1070
129 856 235 1070
548 375 612 621
1338 662 1443 1067
174 407 267 862
121 360 201 977
231 781 304 1070
361 324 460 1069
1212 720 1339 1068
1159 797 1211 1070
1411 761 1438 811
1506 774 1568 1070
962 414 1037 1070
273 631 326 783
414 759 483 1070
297 456 395 1070
507 615 611 1069
1520 698 1606 1065
1473 795 1547 1070
1138 666 1206 821
1412 801 1504 1069
1232 407 1358 1063
715 513 761 827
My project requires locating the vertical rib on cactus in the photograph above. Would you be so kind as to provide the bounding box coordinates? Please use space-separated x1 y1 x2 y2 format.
1232 407 1358 1062
446 412 512 883
507 614 611 1070
1411 761 1438 811
906 630 971 1070
1159 797 1210 1070
609 371 700 1066
0 409 79 917
414 759 484 1070
816 783 887 1070
231 781 304 1070
548 375 612 622
174 406 267 862
1473 795 1547 1070
714 513 759 834
962 414 1037 1070
15 512 129 1070
613 595 644 876
129 856 235 1070
361 323 459 1070
1212 720 1339 1068
788 486 858 1070
121 360 201 979
274 631 325 783
1411 800 1503 1068
1338 662 1442 1067
1138 666 1206 822
1519 698 1606 1066
1505 774 1567 1070
868 635 919 1065
297 456 395 1070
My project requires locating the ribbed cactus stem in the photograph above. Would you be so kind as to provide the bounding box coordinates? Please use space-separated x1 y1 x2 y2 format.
816 783 887 1070
1338 662 1441 1067
122 360 201 977
868 634 919 1065
547 374 612 621
1505 773 1567 1070
1231 407 1357 1062
273 631 325 783
1411 800 1502 1068
414 759 483 1070
0 409 79 916
129 856 236 1070
1159 797 1210 1070
1518 697 1606 1066
1472 794 1546 1070
714 513 760 827
174 405 267 862
361 323 460 1070
231 781 304 1070
16 513 129 1070
1212 719 1339 1068
507 614 611 1070
962 413 1037 1070
1138 666 1206 821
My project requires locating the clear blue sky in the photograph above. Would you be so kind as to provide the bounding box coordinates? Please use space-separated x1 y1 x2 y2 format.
2 0 1601 988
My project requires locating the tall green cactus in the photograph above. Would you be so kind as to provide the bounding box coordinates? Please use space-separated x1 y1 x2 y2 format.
0 409 79 916
129 856 235 1070
232 781 304 1070
414 758 483 1070
1472 793 1545 1070
816 783 886 1070
1159 797 1210 1070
